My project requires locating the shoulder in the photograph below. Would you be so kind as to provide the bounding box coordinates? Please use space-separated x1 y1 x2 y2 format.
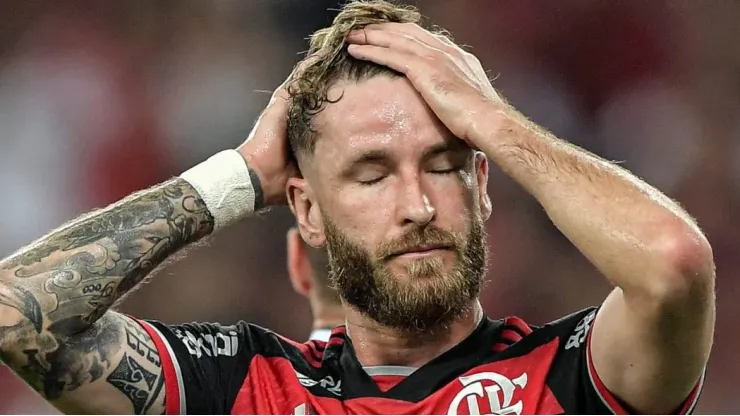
133 319 342 415
537 307 598 343
484 307 605 414
492 307 598 354
141 319 347 370
140 319 304 358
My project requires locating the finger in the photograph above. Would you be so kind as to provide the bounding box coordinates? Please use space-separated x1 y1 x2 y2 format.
363 23 454 53
270 54 321 101
272 83 290 102
347 44 413 75
253 80 292 134
435 34 458 49
291 54 321 79
346 28 422 52
265 74 294 104
266 85 290 111
347 29 443 63
269 54 321 106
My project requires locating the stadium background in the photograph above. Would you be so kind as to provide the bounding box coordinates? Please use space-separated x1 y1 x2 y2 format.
0 0 738 413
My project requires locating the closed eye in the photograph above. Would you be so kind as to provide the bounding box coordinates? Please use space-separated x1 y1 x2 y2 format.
358 176 386 186
430 168 457 174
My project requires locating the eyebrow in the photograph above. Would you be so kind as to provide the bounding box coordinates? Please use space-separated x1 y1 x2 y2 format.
341 139 466 176
421 140 466 159
348 149 392 167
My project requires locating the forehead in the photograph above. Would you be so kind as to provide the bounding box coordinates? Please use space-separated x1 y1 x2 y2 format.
313 76 453 165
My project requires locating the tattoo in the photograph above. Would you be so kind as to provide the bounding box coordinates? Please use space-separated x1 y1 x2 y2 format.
124 319 161 367
248 167 265 210
107 353 163 415
0 179 212 406
0 284 43 333
6 314 121 400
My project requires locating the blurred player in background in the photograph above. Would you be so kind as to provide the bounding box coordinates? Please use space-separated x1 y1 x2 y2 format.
286 227 344 341
0 1 714 414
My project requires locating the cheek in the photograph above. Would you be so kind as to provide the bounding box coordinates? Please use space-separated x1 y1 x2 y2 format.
328 189 395 243
429 171 478 211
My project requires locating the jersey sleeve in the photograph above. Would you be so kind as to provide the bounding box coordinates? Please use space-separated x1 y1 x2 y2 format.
546 307 705 415
132 319 259 415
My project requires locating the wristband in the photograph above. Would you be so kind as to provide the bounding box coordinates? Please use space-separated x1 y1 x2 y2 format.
180 150 255 230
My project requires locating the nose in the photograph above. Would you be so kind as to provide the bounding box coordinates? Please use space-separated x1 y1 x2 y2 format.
398 174 436 227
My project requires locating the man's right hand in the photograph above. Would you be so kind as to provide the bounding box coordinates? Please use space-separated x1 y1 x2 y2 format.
237 80 298 208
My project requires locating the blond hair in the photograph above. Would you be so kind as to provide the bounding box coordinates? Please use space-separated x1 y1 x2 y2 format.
286 0 448 158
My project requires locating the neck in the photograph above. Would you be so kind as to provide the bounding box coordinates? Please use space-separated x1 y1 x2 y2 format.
344 300 484 367
310 303 346 331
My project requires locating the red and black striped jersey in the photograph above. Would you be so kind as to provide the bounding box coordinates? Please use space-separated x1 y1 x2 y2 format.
134 307 704 415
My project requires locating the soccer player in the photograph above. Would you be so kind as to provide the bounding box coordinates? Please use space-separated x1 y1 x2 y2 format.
286 227 345 342
0 1 714 414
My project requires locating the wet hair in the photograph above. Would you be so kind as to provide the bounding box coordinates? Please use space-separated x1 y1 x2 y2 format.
286 0 448 160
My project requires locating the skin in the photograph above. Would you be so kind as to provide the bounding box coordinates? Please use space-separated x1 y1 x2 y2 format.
338 23 715 413
0 77 295 414
0 181 211 414
0 20 714 416
286 228 345 331
287 75 491 366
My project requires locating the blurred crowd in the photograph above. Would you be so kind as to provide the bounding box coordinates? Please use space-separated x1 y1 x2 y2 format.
0 0 738 413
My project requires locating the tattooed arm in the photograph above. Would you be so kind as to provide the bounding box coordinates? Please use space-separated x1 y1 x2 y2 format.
0 64 290 414
0 179 218 414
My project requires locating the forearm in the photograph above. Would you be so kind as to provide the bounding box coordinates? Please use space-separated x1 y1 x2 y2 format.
0 178 213 352
475 106 713 293
0 178 213 403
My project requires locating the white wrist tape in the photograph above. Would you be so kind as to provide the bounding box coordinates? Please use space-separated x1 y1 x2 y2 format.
180 150 255 230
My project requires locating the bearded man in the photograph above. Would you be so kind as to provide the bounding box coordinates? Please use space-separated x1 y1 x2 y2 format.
0 1 713 414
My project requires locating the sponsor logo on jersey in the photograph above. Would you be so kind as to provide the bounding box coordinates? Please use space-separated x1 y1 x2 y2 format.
564 310 596 350
447 371 528 415
295 370 342 396
174 328 239 358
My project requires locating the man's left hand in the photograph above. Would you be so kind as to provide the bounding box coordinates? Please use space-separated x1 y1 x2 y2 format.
346 23 503 148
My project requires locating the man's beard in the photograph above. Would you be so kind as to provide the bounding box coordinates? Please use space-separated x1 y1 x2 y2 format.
324 216 487 334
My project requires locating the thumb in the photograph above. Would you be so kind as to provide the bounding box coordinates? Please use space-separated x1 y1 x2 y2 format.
247 85 290 142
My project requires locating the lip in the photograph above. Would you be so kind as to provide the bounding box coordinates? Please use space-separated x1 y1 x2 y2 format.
388 244 452 259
